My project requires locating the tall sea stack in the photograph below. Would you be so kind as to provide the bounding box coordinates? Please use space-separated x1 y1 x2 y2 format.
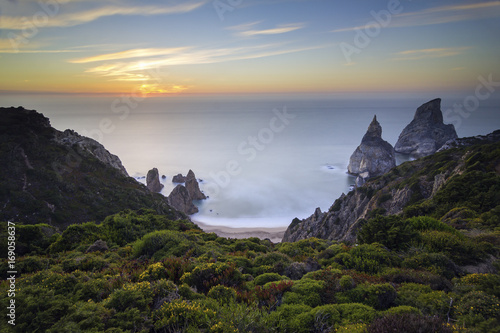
347 115 396 182
395 98 457 158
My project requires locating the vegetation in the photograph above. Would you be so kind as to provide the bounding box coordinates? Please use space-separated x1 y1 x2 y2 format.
1 111 499 332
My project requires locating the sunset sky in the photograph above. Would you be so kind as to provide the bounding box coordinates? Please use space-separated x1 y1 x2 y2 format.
1 0 499 95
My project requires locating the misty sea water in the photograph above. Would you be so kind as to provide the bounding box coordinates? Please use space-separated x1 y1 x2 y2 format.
5 93 500 228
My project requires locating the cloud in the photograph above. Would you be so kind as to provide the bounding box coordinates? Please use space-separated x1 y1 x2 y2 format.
69 47 192 63
392 47 471 61
0 1 207 29
0 38 80 53
75 42 326 82
331 1 500 32
231 22 306 37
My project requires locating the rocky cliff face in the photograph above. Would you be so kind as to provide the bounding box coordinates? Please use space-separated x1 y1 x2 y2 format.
146 168 164 192
0 107 184 227
347 115 396 180
54 129 128 177
395 99 457 158
283 132 500 243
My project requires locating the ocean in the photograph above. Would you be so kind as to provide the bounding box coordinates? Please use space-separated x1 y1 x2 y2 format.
3 93 499 228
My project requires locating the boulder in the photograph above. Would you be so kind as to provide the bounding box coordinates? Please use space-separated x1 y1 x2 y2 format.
172 173 186 183
168 184 198 215
86 239 108 253
395 98 457 158
348 115 396 179
185 169 206 201
146 168 164 192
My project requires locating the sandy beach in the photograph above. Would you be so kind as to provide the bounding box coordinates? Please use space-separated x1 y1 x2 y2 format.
193 220 287 243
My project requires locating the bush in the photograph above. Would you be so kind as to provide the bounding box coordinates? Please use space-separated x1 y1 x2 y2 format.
283 278 325 307
367 313 452 333
358 215 419 250
104 281 153 312
454 290 500 326
334 243 398 274
207 285 236 305
132 230 194 259
254 272 286 286
402 252 460 279
153 300 215 332
180 262 242 294
337 283 397 310
336 303 377 325
396 283 452 316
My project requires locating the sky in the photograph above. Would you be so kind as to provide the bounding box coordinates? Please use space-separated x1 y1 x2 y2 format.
0 0 499 95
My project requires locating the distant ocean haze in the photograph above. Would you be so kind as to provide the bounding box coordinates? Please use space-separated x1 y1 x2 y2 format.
6 93 500 228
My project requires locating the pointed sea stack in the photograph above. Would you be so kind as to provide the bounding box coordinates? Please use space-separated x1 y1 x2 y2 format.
347 115 396 180
146 168 164 192
185 169 206 201
395 98 457 158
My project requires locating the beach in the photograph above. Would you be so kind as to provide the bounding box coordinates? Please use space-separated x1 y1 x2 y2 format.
193 220 286 243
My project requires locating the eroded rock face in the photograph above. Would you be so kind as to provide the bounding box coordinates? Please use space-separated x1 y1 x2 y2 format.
395 98 457 158
168 184 198 215
348 115 396 179
54 129 128 177
172 174 186 183
185 169 206 201
146 168 164 193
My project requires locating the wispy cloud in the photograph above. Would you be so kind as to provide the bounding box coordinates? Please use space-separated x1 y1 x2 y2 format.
331 1 500 32
75 43 326 82
0 1 207 29
229 22 306 37
392 47 471 61
70 47 192 63
0 38 80 53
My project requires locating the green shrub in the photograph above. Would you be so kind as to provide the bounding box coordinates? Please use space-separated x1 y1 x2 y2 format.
383 305 421 316
454 273 500 298
396 283 452 316
49 222 101 253
277 238 329 258
254 272 286 286
358 215 419 250
153 300 215 332
132 230 194 259
336 303 377 325
407 216 460 235
402 252 460 279
207 285 236 305
337 283 397 310
180 261 242 294
334 243 398 274
339 275 355 290
283 278 325 307
104 281 153 312
367 313 452 333
47 301 112 333
454 290 500 326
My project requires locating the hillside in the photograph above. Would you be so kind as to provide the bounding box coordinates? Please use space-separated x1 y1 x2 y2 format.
284 131 500 245
0 107 184 228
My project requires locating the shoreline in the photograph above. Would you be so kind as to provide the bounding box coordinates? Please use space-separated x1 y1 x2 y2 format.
192 220 287 243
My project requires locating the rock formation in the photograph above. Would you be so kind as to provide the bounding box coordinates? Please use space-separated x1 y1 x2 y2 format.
395 98 457 158
86 239 109 253
186 169 206 201
283 130 500 243
347 115 396 181
146 168 164 192
168 184 198 215
55 129 128 177
172 174 186 183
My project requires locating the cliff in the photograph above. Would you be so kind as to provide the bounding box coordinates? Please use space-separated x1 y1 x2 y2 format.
395 99 457 158
347 115 396 181
283 130 500 243
0 107 184 228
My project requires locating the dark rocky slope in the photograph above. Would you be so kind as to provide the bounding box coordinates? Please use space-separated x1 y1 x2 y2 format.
0 107 184 228
283 130 500 243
